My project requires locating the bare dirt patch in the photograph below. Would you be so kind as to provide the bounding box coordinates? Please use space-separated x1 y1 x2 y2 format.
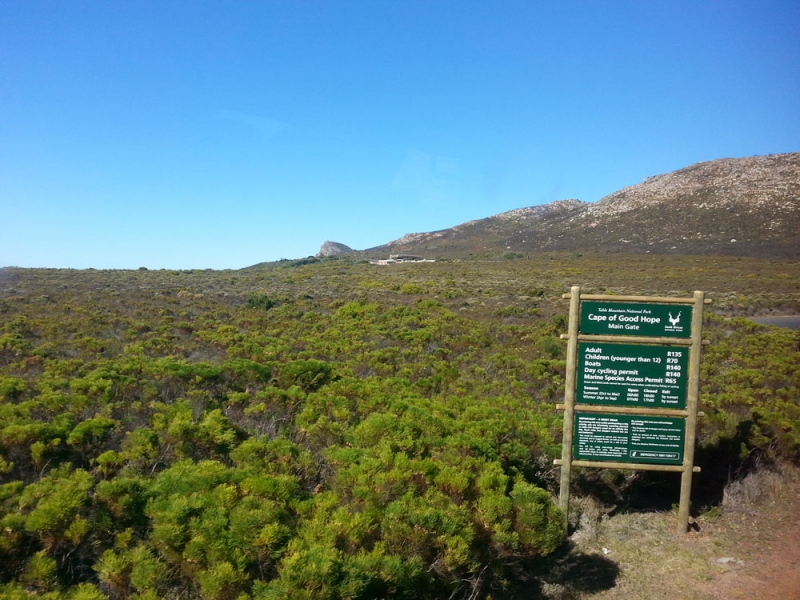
696 469 800 600
565 466 800 599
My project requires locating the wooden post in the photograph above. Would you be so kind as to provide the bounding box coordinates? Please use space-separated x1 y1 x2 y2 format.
677 290 705 533
558 286 580 519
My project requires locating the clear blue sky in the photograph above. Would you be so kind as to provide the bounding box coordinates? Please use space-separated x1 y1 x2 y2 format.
2 1 798 269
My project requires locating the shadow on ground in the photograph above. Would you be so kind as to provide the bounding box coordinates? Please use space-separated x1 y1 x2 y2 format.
496 541 620 599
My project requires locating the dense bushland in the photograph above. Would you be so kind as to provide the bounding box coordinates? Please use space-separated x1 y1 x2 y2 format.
0 254 798 598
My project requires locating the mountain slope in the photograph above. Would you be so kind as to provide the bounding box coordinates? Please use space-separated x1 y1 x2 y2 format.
369 153 800 259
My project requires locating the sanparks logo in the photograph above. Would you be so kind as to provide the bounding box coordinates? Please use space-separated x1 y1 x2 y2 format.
580 301 692 338
663 309 686 334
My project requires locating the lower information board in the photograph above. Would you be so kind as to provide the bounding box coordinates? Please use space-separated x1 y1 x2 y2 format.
574 413 685 465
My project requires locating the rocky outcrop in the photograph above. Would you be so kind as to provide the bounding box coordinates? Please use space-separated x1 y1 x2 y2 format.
317 241 354 257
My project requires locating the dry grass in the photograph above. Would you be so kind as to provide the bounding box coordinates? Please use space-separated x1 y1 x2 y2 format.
721 466 787 513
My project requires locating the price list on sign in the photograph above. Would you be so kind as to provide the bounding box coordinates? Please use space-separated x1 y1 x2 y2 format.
577 342 688 409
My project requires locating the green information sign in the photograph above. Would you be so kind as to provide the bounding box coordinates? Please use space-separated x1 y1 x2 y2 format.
580 301 692 338
577 342 689 409
574 413 685 465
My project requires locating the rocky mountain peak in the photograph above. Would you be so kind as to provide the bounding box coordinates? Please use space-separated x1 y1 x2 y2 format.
317 241 353 257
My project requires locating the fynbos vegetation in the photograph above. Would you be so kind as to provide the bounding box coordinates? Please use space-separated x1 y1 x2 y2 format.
0 253 798 598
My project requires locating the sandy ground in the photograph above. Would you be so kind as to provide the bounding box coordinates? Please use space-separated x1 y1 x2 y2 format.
699 477 800 600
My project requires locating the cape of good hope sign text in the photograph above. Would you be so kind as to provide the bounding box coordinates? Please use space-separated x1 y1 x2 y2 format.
580 301 692 338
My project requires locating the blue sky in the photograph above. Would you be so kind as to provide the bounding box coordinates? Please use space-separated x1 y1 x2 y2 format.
2 1 798 269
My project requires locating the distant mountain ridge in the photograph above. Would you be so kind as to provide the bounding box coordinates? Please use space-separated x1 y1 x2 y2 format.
367 153 800 259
